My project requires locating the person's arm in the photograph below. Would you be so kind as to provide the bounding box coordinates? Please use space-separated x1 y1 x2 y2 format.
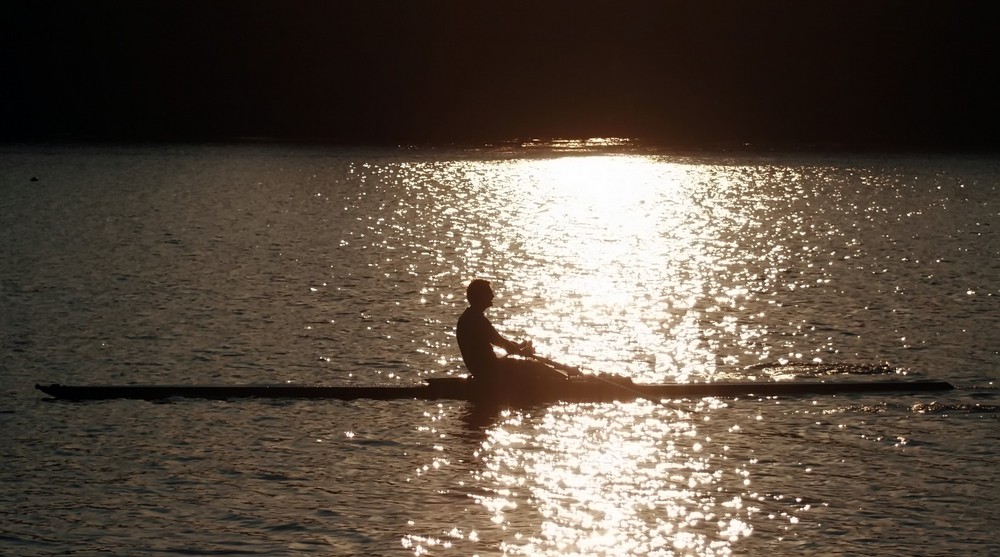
487 322 533 356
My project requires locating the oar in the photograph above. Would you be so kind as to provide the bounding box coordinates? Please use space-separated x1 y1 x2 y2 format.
526 353 688 412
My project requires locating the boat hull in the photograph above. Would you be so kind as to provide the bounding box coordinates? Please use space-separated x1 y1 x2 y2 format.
35 377 954 402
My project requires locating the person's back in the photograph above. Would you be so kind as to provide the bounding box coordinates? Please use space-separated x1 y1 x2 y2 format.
456 305 500 378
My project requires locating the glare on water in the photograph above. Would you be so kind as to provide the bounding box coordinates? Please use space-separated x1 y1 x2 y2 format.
426 154 759 384
400 153 795 555
467 400 751 556
3 145 998 556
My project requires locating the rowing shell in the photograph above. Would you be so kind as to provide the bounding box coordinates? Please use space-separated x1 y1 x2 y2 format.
35 377 954 402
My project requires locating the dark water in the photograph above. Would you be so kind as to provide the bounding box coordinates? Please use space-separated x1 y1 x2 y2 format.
2 144 998 555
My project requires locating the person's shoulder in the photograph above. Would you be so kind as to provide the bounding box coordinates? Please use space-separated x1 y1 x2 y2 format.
458 306 486 325
457 306 475 324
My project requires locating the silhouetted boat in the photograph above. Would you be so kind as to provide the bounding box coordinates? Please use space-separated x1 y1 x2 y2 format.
35 376 954 403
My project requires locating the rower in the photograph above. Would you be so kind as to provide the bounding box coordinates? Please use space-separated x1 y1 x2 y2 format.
456 279 571 385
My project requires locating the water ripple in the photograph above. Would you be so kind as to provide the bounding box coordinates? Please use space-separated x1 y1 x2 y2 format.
3 146 999 555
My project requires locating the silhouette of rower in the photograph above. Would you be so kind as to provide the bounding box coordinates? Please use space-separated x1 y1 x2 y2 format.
456 279 566 385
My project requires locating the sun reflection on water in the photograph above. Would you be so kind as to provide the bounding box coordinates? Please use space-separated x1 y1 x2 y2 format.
467 401 751 556
392 152 922 555
405 153 812 556
447 154 752 383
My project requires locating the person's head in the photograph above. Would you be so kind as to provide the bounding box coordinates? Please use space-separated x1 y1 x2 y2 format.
466 279 495 309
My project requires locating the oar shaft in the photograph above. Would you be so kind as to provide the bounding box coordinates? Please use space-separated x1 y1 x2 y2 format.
529 353 686 411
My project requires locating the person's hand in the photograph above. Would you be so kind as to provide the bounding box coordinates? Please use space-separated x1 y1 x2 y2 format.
518 340 535 356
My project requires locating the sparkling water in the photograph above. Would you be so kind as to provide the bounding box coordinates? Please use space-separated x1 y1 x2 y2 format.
2 144 998 555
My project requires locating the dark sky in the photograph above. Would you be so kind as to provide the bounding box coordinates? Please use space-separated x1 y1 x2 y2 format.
4 0 997 150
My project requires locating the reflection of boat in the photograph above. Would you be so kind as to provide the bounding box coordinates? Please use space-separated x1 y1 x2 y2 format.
35 376 953 402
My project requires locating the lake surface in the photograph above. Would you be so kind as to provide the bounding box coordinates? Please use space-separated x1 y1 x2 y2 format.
2 143 998 555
